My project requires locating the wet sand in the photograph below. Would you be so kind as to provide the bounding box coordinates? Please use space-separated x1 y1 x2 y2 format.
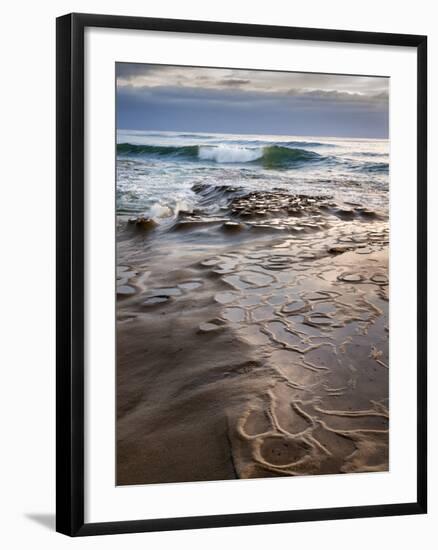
116 187 389 485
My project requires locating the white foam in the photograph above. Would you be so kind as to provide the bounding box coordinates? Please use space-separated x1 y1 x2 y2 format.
148 203 173 219
198 144 263 163
173 198 194 215
147 198 195 221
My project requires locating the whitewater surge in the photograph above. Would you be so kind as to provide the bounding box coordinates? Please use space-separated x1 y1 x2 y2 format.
146 198 195 222
116 130 389 217
198 144 263 163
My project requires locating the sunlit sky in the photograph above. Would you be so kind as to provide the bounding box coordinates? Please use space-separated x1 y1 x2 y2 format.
116 63 389 138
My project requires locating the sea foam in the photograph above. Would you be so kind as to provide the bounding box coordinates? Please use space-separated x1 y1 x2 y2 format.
198 145 263 163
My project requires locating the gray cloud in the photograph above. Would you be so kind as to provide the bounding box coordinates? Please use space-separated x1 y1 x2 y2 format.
116 63 389 138
120 83 388 109
116 63 389 105
116 63 157 80
286 88 388 103
217 78 251 87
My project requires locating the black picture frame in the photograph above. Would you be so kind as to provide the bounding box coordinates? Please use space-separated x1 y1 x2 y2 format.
56 12 427 537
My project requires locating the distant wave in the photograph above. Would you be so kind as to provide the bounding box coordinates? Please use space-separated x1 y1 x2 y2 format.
117 143 323 168
211 139 337 148
355 161 389 174
260 146 322 167
117 143 199 158
351 151 388 158
277 140 337 148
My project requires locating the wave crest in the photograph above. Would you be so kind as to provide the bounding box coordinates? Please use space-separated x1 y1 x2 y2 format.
261 146 321 167
198 145 263 163
117 142 322 168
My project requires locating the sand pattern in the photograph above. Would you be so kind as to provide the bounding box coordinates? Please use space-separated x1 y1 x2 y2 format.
116 193 389 485
199 223 388 478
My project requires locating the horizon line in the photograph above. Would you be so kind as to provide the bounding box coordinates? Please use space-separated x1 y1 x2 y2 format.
117 128 389 140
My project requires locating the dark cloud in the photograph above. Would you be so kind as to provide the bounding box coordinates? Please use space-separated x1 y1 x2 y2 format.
116 63 157 80
116 63 389 100
217 78 251 87
120 84 388 110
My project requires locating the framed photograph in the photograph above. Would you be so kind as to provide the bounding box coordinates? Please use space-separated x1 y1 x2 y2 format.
56 13 427 536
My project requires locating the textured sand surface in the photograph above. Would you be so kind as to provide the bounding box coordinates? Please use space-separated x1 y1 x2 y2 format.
116 189 389 485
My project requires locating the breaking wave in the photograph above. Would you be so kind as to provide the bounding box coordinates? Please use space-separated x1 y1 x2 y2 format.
117 143 323 168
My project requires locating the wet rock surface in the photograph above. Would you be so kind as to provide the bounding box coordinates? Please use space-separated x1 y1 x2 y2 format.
123 186 384 239
116 189 389 485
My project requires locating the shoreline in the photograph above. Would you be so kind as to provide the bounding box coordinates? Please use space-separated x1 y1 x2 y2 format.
116 191 389 486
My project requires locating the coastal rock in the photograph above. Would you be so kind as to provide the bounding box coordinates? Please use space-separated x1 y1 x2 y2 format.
328 245 354 254
222 221 245 232
358 208 378 219
335 208 355 220
129 216 158 230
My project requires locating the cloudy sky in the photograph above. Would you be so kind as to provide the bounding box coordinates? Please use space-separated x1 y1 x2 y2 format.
116 63 389 138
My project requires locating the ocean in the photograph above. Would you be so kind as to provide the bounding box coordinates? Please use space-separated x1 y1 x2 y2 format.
116 130 389 225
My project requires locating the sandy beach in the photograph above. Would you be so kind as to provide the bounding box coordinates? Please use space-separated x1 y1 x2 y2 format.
116 187 389 485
